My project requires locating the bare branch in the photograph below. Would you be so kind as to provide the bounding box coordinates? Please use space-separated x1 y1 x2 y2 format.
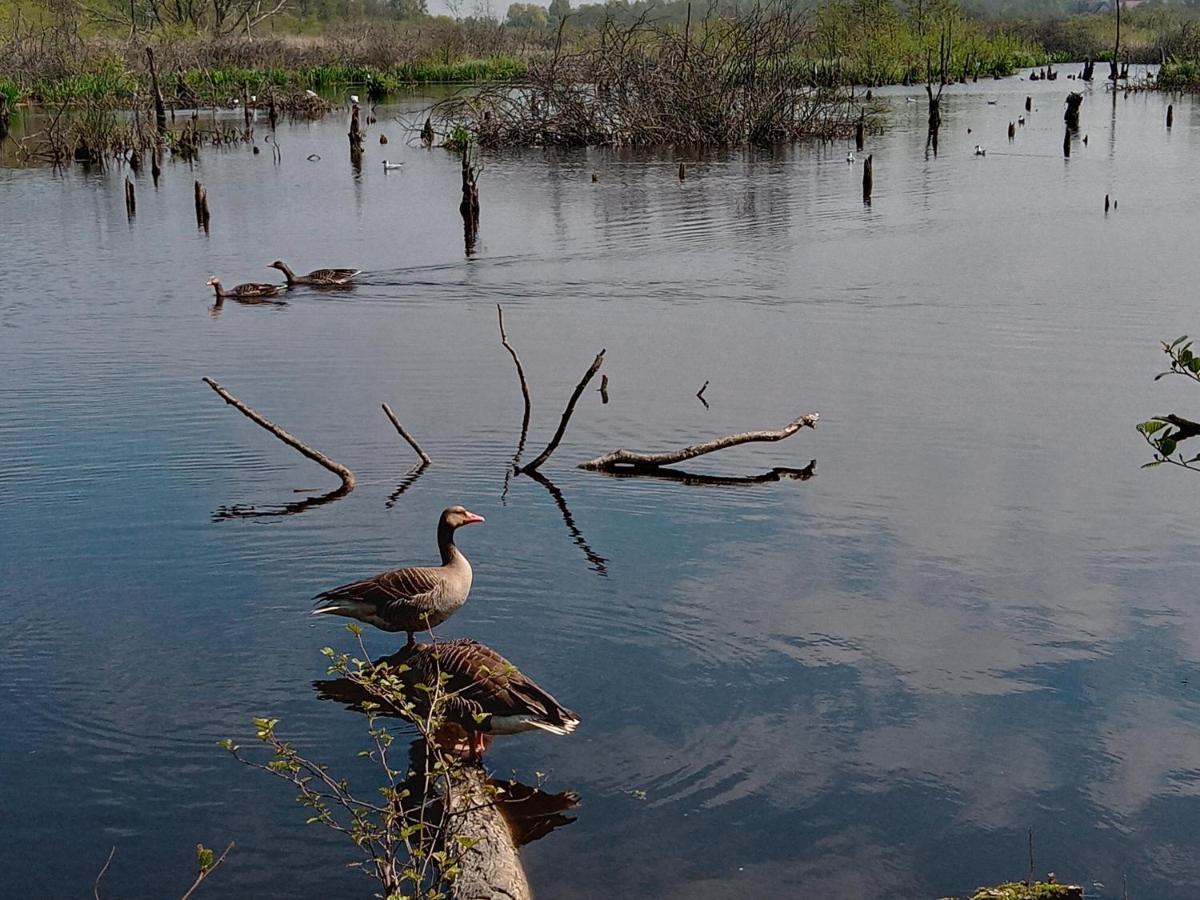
579 413 819 471
381 403 432 465
202 377 355 491
497 304 531 456
519 350 606 474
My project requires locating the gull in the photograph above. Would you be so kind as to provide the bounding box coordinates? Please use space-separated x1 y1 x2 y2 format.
350 94 360 104
906 97 917 103
974 145 986 156
382 160 404 171
846 151 854 163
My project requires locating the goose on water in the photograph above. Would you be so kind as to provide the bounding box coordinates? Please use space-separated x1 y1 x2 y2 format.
313 506 484 647
206 276 282 299
391 639 580 760
269 260 360 287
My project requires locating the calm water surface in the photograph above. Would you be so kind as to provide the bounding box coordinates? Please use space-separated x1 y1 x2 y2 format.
3 71 1200 898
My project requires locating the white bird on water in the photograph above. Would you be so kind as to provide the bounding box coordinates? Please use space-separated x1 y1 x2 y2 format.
846 151 855 163
974 145 987 156
350 94 360 104
382 160 404 171
905 97 917 103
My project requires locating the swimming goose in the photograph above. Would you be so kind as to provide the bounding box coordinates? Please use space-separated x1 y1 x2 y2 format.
206 276 282 299
313 506 484 647
268 260 360 286
393 639 580 759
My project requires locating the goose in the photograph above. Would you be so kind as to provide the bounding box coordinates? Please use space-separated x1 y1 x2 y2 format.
391 639 580 760
974 145 986 156
206 276 283 299
313 506 484 648
269 260 360 287
846 151 854 163
382 160 404 171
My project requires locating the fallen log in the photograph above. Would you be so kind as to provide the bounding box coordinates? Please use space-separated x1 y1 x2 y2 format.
579 413 818 471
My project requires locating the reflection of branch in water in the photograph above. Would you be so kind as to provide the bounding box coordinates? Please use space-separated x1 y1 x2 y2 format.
525 469 608 576
213 483 352 520
587 459 817 487
386 461 430 508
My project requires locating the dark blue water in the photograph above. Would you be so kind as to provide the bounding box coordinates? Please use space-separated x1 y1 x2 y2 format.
4 70 1200 898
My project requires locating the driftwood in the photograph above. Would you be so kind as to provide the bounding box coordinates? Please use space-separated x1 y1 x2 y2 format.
382 403 432 465
202 377 355 492
579 413 819 471
518 350 606 474
446 767 531 900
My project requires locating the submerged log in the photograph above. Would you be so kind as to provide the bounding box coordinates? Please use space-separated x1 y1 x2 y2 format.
579 413 819 472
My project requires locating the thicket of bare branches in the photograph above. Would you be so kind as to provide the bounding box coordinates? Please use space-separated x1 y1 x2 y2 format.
431 2 875 147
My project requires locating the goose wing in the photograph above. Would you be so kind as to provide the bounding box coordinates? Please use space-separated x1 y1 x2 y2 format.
306 268 360 284
418 640 578 729
313 565 444 631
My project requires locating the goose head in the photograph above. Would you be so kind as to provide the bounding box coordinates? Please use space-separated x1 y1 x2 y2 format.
442 506 485 529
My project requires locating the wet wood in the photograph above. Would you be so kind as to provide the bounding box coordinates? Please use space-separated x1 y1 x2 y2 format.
446 766 532 900
678 162 686 180
202 377 355 491
855 115 865 151
580 412 819 471
422 116 435 145
382 402 432 465
1064 92 1083 130
497 305 532 449
862 154 873 205
194 180 210 230
519 350 606 474
1167 104 1174 128
348 104 364 155
1063 126 1071 158
124 176 135 218
460 146 481 252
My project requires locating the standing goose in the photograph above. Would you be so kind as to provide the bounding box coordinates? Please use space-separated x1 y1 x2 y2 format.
313 506 484 647
397 639 580 760
269 260 360 287
206 276 283 299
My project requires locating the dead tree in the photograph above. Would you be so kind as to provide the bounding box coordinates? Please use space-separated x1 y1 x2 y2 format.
1111 0 1122 83
460 145 481 254
146 47 167 135
348 104 364 157
925 20 952 155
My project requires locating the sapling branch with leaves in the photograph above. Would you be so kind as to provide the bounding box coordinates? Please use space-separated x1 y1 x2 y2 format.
1137 335 1200 472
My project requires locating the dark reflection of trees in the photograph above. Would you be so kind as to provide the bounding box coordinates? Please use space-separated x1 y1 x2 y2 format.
525 469 608 576
212 483 351 520
386 461 430 508
587 459 817 487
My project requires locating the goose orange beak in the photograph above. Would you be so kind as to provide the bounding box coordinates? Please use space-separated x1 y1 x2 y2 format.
463 512 485 525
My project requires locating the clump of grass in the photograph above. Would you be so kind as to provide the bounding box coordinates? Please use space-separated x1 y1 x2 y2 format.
972 883 1082 900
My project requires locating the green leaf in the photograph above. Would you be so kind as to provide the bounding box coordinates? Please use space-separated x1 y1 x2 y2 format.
1138 419 1169 436
1160 438 1178 457
1171 335 1190 349
217 738 236 752
1141 461 1163 469
346 623 362 636
196 844 214 872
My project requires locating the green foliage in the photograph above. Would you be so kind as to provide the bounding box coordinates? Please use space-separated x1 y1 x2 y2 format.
971 884 1082 900
506 2 548 28
1138 335 1200 473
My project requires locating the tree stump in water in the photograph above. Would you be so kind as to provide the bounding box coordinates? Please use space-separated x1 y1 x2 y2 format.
422 116 435 145
1167 104 1174 128
1063 126 1071 158
460 146 481 253
348 104 364 158
1025 95 1032 112
1064 92 1083 130
862 154 873 205
145 47 167 135
855 115 865 151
